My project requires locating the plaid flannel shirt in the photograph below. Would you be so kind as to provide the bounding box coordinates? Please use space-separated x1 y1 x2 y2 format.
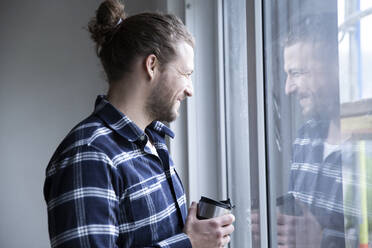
44 95 191 248
288 119 346 247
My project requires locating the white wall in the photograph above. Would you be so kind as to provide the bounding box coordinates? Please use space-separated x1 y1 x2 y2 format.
0 0 220 246
0 0 155 247
125 0 166 14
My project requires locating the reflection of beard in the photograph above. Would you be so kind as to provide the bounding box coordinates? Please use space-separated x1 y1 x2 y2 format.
145 81 177 123
301 99 334 121
305 87 339 121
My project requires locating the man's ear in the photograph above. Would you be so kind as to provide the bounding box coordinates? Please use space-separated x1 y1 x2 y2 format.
145 54 158 80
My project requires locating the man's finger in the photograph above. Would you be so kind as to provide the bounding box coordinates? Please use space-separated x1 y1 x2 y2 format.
277 213 297 225
277 224 287 236
277 223 296 236
216 213 235 226
187 202 197 220
220 234 231 247
277 218 297 238
277 231 296 246
221 223 235 236
277 212 288 224
251 212 260 224
278 245 294 248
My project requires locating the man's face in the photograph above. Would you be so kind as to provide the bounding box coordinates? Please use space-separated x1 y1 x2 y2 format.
146 41 194 122
284 42 334 118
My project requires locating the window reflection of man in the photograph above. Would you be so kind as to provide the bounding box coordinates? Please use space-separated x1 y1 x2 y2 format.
277 14 347 248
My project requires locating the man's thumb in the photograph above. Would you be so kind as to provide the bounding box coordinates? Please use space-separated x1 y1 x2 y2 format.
187 201 198 219
296 199 310 216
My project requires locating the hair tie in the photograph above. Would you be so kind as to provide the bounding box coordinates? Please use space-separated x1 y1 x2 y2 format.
117 18 123 26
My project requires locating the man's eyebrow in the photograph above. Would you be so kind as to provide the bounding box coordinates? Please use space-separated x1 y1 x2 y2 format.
288 68 303 73
178 68 193 75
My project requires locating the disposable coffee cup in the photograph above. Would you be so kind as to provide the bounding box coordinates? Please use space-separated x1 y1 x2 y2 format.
197 196 233 219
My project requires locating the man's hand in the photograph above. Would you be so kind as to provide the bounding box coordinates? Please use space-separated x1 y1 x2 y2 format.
277 203 322 248
251 209 260 246
183 202 235 248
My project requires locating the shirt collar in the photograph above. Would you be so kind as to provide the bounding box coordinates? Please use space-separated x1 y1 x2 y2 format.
304 118 330 139
93 95 174 142
147 121 175 139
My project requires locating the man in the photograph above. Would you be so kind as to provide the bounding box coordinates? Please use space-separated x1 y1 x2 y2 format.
43 1 235 247
276 14 349 248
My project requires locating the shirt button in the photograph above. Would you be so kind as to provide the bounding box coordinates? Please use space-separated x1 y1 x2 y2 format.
140 135 146 142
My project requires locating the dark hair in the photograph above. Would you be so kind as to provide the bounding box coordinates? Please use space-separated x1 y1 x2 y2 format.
283 13 338 61
88 0 194 83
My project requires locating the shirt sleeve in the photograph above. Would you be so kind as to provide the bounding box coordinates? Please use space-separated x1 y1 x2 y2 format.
44 145 121 248
154 233 192 248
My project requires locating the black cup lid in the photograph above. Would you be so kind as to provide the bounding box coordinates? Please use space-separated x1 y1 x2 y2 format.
200 196 232 210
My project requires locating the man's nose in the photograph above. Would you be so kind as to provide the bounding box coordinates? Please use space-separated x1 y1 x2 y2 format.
285 78 297 95
185 81 193 97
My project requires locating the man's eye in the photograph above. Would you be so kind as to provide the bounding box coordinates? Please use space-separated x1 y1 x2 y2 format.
289 70 308 78
183 73 192 79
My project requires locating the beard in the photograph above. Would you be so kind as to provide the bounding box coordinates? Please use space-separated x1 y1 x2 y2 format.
303 90 340 121
145 81 178 123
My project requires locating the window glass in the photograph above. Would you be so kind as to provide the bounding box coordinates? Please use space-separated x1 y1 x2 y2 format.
264 0 372 247
223 0 258 247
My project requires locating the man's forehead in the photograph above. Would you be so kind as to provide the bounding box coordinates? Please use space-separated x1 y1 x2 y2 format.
285 42 311 55
173 42 194 71
284 42 323 67
285 41 329 58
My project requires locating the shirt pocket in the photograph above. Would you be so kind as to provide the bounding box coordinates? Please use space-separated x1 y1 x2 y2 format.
123 174 177 245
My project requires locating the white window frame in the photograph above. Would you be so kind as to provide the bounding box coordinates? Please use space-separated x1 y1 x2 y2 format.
168 1 269 247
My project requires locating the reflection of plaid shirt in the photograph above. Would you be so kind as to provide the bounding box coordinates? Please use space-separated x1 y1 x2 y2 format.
44 95 191 248
288 119 346 247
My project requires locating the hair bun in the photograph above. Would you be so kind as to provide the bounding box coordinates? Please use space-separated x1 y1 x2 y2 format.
88 0 126 51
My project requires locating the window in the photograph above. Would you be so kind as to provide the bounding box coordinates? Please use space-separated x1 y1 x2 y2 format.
223 0 251 246
223 0 372 247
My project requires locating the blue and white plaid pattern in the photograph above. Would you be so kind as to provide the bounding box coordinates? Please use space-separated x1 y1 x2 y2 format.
44 95 191 248
288 119 346 247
